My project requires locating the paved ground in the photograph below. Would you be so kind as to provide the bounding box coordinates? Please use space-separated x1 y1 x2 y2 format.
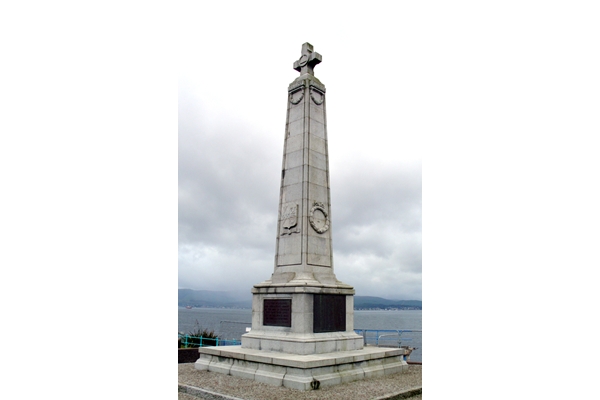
178 363 422 400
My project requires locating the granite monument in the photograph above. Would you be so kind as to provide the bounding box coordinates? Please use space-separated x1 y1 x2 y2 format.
195 43 409 390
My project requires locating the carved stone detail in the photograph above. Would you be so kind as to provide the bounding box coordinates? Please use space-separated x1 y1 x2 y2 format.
281 203 300 235
289 87 304 105
309 202 329 234
297 54 308 68
293 43 322 75
288 80 305 92
310 87 324 105
311 81 325 93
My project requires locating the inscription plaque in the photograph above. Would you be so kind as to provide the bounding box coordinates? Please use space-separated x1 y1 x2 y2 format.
313 294 346 333
263 299 292 327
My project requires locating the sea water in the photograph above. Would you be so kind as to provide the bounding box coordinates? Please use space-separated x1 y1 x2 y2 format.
178 307 422 362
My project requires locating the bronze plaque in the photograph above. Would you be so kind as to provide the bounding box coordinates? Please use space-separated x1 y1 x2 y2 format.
263 299 292 327
313 294 346 333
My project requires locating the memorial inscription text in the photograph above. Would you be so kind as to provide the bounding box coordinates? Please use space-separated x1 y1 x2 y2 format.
313 294 346 333
263 299 292 327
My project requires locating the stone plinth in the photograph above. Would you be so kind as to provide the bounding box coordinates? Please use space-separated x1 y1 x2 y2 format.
195 346 409 391
241 285 363 355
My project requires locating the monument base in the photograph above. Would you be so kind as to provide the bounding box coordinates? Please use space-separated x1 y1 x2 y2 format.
243 282 362 354
241 330 364 355
195 345 409 391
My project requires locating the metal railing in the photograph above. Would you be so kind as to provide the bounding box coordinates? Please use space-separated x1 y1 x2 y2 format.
178 329 418 351
178 334 240 348
354 329 421 348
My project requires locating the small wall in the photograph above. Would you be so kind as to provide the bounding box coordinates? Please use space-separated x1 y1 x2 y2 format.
179 348 200 364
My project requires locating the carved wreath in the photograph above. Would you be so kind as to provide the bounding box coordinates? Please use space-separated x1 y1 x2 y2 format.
310 87 324 105
290 87 304 105
309 202 329 234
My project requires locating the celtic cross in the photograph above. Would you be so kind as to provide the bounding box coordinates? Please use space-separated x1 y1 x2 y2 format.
293 42 322 76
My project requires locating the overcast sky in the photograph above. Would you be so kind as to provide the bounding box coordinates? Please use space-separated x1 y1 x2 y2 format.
177 4 425 300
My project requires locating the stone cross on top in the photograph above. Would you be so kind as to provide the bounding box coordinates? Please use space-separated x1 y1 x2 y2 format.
293 42 322 76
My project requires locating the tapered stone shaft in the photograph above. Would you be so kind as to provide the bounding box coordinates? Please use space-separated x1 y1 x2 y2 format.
264 42 349 288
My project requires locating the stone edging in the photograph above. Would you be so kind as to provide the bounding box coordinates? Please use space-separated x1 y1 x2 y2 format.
371 387 422 400
179 383 422 400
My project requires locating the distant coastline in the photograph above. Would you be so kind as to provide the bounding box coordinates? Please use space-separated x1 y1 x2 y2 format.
178 289 421 310
178 305 422 311
354 307 422 311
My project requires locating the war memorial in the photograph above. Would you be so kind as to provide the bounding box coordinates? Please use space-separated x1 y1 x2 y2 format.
194 43 411 391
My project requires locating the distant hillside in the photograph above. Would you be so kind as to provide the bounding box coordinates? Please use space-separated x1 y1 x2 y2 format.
178 289 420 310
178 289 252 308
354 296 421 310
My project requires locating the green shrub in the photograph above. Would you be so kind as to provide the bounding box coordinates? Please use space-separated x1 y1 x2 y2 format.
179 320 221 348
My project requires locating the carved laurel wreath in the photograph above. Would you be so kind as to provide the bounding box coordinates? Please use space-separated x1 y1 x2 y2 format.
310 87 324 105
290 87 304 104
309 202 329 234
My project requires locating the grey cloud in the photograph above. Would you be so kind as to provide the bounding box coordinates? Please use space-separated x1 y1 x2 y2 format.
178 88 280 251
331 160 422 277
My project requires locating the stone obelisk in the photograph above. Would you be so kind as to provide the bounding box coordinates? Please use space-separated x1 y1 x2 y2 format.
195 43 408 390
272 44 343 284
240 42 363 355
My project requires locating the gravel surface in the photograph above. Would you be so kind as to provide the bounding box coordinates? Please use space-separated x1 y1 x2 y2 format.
179 393 204 400
178 363 422 400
